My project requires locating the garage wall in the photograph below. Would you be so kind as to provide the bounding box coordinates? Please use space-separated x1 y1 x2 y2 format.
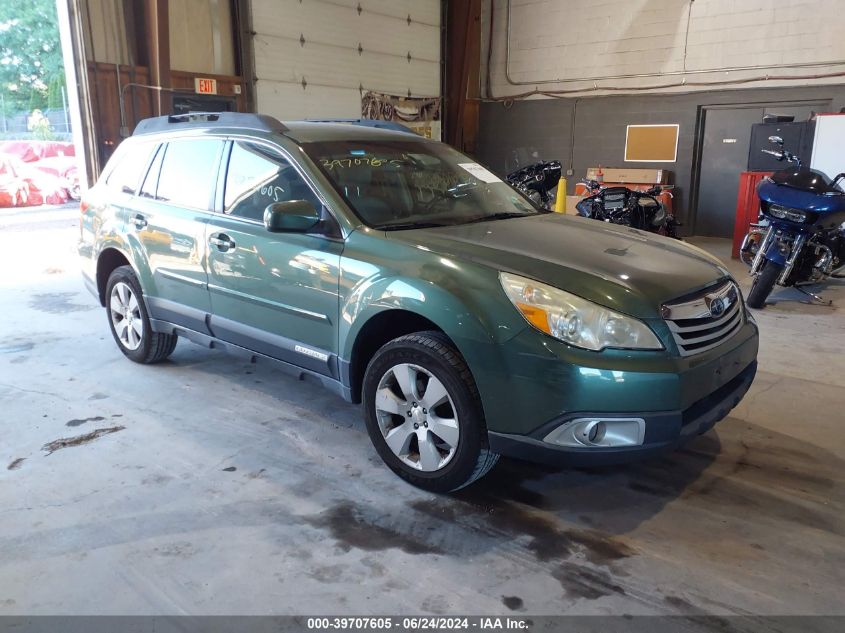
475 0 845 234
251 0 441 120
477 84 845 231
483 0 845 98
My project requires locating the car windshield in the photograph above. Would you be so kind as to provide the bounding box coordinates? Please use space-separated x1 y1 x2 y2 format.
302 139 547 230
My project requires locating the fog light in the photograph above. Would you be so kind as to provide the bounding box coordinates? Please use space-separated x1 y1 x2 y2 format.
586 421 605 443
544 418 645 448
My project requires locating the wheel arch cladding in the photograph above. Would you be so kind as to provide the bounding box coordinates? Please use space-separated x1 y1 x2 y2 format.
96 247 132 306
346 309 445 404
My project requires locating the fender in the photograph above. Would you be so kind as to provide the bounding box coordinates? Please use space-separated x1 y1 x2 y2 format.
340 274 524 361
339 272 529 416
120 228 160 299
762 232 789 267
95 236 152 292
92 240 153 316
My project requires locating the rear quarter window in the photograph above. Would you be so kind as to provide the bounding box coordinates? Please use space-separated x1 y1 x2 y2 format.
104 142 155 194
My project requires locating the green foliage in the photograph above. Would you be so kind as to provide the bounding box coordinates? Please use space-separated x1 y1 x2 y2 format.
31 117 55 140
0 0 64 115
47 75 65 109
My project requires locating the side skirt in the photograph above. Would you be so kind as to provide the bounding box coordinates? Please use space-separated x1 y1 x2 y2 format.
149 318 354 402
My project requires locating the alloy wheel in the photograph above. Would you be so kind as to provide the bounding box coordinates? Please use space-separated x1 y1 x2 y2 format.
109 281 144 351
374 363 460 472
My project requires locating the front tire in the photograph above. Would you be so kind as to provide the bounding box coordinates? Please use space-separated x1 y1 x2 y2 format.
362 331 498 493
105 265 177 363
747 260 783 309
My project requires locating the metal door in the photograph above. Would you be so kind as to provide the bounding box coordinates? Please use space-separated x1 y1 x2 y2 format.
695 103 829 237
695 107 763 237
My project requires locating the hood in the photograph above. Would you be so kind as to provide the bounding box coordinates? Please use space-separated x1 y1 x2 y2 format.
388 214 729 318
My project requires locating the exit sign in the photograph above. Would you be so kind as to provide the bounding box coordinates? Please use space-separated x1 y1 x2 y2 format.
195 78 217 95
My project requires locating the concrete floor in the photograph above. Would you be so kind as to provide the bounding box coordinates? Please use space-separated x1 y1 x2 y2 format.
0 207 843 616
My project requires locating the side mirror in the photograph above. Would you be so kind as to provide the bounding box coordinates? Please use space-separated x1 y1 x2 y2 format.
263 200 320 233
768 135 784 146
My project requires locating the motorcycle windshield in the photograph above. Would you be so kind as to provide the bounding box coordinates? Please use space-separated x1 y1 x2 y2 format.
769 168 843 194
758 178 845 213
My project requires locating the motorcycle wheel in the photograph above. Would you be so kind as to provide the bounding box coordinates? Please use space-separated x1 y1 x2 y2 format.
747 260 783 309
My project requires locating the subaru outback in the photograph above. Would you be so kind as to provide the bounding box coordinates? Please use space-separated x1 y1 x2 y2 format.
79 112 759 492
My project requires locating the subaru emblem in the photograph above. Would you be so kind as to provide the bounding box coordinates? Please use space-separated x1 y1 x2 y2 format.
707 296 726 318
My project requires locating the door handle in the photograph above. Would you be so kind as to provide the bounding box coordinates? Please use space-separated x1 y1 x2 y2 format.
209 233 236 252
132 213 148 229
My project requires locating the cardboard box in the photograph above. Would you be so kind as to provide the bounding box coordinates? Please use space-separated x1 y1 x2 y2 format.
585 167 668 184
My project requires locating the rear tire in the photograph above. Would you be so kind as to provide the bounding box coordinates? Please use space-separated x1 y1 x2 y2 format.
105 265 177 363
362 331 498 493
747 260 783 309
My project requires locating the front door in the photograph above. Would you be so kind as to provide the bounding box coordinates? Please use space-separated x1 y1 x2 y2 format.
133 138 225 333
206 140 342 376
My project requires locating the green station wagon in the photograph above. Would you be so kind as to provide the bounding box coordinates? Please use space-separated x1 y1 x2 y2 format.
79 112 759 491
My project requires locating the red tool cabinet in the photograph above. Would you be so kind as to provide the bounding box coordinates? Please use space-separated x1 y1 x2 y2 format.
732 171 772 259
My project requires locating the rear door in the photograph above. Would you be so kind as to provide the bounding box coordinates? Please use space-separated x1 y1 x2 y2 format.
205 139 343 376
83 140 156 258
132 137 225 333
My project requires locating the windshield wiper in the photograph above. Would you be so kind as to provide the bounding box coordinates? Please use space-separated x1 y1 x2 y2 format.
380 221 451 231
463 212 534 224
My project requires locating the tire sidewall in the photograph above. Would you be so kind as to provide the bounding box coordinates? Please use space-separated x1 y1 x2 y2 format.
362 337 484 492
105 266 155 363
747 260 783 309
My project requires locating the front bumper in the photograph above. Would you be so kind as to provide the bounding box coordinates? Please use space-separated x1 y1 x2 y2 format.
487 359 757 466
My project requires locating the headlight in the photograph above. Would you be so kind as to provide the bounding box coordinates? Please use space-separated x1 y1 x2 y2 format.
499 272 663 351
768 204 807 223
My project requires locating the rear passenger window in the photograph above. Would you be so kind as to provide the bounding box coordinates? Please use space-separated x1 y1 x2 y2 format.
223 141 322 221
105 142 154 194
155 139 224 209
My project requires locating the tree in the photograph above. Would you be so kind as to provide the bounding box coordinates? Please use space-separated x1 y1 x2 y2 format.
0 0 64 116
47 74 65 109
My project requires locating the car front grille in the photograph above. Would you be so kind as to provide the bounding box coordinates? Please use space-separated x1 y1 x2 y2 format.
662 281 744 356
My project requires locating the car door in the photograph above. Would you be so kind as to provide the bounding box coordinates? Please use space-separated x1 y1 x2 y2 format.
132 137 225 334
205 139 343 376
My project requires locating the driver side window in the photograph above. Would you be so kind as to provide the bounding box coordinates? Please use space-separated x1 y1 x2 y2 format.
224 141 322 222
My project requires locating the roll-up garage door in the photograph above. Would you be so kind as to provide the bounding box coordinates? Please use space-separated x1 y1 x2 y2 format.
250 0 441 120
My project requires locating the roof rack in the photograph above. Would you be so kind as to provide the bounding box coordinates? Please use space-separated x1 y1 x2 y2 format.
132 112 287 136
304 118 416 134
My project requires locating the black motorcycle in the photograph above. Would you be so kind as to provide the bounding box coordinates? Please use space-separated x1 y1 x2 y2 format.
506 160 561 210
575 180 681 239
